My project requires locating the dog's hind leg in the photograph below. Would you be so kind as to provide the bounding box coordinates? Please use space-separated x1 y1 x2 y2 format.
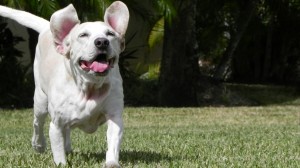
32 88 48 153
64 126 72 154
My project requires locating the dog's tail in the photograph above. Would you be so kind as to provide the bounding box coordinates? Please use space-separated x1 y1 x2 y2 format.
0 5 49 33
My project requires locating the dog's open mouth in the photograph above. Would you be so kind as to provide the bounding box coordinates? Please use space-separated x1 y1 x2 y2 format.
79 54 115 75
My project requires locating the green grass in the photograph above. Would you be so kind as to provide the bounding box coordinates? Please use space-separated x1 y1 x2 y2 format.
0 106 299 167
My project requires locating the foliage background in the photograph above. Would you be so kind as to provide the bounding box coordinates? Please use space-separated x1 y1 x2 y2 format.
0 0 300 108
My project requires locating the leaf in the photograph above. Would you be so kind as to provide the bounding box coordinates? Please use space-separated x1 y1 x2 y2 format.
155 0 177 24
38 0 59 19
148 17 164 49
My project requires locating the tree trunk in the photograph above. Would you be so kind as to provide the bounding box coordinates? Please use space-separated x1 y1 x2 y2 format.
214 1 255 81
158 0 199 106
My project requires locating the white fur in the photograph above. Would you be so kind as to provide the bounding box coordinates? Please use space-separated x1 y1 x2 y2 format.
0 2 129 167
0 5 49 33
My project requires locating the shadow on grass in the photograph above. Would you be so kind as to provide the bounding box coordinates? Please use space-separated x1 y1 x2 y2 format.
71 150 171 164
120 150 171 163
226 84 300 106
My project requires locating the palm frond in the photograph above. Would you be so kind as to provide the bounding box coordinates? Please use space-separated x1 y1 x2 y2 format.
38 0 59 19
154 0 177 24
2 0 26 9
60 0 113 21
148 17 164 49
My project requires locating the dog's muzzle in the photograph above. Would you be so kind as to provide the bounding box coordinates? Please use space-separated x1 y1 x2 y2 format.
79 38 115 76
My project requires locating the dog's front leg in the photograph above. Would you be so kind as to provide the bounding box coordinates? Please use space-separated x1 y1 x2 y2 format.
49 122 67 165
105 114 123 168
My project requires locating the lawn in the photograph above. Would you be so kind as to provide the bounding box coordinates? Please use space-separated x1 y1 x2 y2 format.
0 106 299 167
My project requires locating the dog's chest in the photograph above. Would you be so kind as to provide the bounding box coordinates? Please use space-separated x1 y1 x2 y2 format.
69 102 107 133
67 95 107 133
50 84 110 133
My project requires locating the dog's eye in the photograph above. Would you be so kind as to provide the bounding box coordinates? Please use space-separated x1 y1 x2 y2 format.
106 31 115 37
79 33 89 38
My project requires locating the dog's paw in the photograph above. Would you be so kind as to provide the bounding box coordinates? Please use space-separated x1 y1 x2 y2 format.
65 148 73 155
65 145 73 154
32 135 46 153
32 140 46 153
32 145 46 153
103 161 121 168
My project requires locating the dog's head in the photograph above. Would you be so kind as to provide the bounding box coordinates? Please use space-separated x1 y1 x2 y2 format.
49 1 129 83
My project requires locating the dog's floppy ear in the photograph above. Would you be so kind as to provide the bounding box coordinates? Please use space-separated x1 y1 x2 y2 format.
50 4 80 55
104 1 129 37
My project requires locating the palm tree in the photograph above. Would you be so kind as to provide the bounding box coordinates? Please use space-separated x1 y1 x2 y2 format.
157 0 200 106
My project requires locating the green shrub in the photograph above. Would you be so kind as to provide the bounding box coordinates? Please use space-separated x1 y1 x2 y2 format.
0 21 34 108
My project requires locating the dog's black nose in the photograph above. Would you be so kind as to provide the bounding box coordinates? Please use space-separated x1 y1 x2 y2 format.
94 38 109 49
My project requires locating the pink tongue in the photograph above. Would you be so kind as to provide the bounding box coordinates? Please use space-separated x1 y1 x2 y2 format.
90 61 109 72
82 61 109 73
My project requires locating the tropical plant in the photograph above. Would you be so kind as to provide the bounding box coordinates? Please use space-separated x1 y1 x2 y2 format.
0 20 34 108
212 0 300 84
3 0 298 107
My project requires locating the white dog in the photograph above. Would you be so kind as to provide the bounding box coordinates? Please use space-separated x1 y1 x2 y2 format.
0 1 129 167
